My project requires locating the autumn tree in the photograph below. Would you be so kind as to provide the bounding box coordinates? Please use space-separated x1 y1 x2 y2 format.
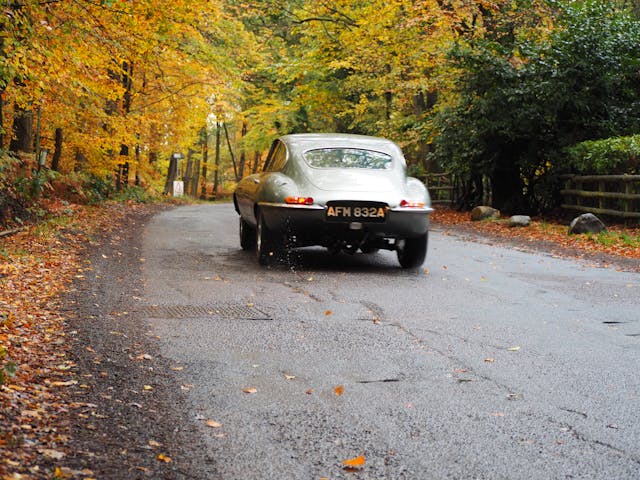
1 0 247 183
429 0 640 214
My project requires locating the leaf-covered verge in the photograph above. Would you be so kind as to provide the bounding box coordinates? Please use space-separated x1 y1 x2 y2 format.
0 200 183 479
431 208 640 271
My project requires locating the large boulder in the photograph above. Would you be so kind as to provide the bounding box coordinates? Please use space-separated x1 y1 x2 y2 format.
568 213 606 235
471 206 500 221
507 215 531 227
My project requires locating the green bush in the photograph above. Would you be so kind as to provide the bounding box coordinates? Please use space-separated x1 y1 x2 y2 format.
84 174 116 204
113 185 159 204
1 152 32 226
566 135 640 174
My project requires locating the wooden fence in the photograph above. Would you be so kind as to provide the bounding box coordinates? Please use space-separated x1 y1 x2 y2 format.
560 174 640 220
423 172 458 205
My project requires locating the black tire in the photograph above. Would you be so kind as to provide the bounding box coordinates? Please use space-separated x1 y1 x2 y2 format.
360 244 379 254
397 232 428 269
239 217 255 250
256 211 273 265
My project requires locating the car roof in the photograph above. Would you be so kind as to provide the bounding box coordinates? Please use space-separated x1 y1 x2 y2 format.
279 133 403 157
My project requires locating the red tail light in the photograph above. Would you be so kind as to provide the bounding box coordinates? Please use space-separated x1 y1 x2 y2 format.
285 196 314 205
400 199 425 208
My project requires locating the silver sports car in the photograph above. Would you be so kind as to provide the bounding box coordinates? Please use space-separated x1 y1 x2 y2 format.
233 133 433 268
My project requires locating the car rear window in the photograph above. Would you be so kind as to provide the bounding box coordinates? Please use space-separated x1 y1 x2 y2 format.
303 148 392 170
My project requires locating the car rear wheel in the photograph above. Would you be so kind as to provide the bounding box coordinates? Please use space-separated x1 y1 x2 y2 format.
360 244 379 254
239 217 255 250
397 232 428 269
256 211 273 265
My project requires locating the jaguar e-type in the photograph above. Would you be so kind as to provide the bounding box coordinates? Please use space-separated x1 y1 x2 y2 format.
233 133 433 268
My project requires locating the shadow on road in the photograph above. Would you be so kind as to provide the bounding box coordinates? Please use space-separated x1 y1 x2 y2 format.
234 246 427 276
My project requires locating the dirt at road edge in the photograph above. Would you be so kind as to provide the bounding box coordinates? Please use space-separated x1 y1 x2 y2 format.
63 205 216 479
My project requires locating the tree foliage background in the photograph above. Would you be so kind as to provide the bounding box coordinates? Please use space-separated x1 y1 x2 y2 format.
2 0 640 220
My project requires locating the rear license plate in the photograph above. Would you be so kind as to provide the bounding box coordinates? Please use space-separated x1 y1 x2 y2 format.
325 201 387 223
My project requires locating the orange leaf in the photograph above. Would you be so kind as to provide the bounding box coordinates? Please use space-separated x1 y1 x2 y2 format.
242 387 258 394
325 310 332 316
342 455 366 468
157 453 172 463
206 419 222 428
334 385 344 396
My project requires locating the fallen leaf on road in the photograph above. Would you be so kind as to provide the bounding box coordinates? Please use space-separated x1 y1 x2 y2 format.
148 440 162 447
507 346 521 352
334 385 344 396
49 380 78 387
306 389 314 395
53 466 73 478
325 310 332 316
143 385 153 391
157 453 172 463
284 374 296 380
484 358 495 363
39 448 65 460
342 455 366 470
206 419 222 428
242 387 258 394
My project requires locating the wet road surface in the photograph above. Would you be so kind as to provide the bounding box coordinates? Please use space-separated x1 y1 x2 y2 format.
140 203 640 479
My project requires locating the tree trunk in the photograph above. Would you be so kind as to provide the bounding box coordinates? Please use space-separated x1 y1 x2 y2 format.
238 121 247 179
183 150 193 196
163 155 178 195
191 159 200 196
213 123 220 197
0 89 4 149
252 151 261 174
201 128 208 199
51 128 63 171
74 149 87 172
134 144 140 186
9 106 33 154
223 123 238 181
491 160 523 214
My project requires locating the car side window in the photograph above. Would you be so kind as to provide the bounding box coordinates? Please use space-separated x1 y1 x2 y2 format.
264 141 287 172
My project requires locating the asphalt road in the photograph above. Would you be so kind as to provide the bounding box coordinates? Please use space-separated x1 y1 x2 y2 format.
140 203 640 480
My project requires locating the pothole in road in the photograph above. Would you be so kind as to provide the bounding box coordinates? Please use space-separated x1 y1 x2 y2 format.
137 304 272 320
